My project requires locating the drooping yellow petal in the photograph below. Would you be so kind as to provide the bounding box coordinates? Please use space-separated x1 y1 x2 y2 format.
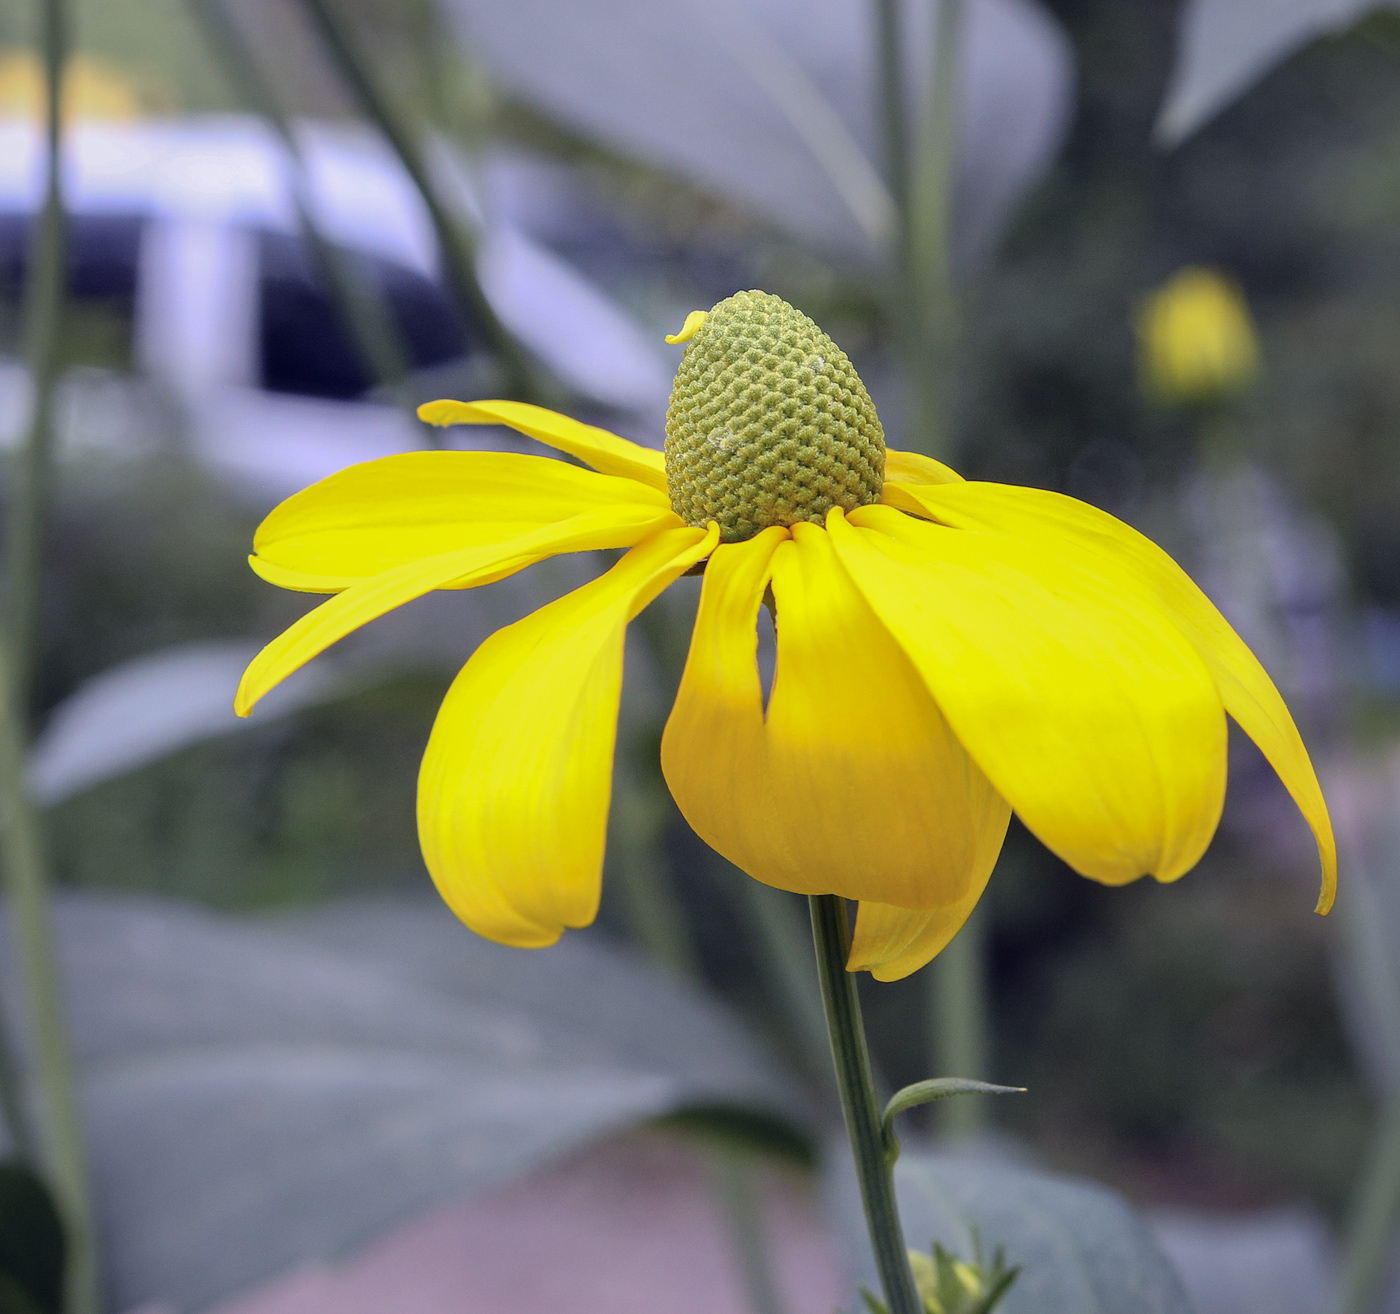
899 480 1337 913
659 528 783 881
418 523 718 947
662 522 1010 908
849 877 990 983
418 399 668 491
250 451 671 593
831 505 1228 886
236 506 678 715
882 448 964 487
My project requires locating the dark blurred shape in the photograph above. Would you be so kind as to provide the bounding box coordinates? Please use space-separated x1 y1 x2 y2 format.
0 210 143 301
256 229 470 400
0 1160 66 1314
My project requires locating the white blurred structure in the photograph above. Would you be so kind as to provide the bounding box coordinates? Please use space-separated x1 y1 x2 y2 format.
0 116 676 505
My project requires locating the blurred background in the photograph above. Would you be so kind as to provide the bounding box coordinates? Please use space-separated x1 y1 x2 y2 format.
2 1 1400 1313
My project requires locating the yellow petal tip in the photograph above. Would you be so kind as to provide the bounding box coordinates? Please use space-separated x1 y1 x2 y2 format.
417 399 482 427
664 310 707 345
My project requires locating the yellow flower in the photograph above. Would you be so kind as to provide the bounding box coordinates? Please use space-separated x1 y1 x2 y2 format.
1137 266 1260 404
235 291 1334 980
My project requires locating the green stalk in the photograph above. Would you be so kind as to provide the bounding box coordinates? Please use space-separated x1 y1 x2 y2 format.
190 0 415 406
902 0 963 460
874 0 909 217
1334 1078 1400 1314
292 0 535 398
728 872 831 1084
928 907 989 1138
808 895 922 1314
4 8 99 1311
8 0 68 705
607 757 789 1314
0 649 96 1314
708 1144 788 1314
608 769 699 979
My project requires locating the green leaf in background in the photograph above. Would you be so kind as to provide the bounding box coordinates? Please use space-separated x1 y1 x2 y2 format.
0 1161 65 1314
433 0 1073 265
835 1151 1195 1314
891 1155 1195 1314
1156 0 1400 145
0 893 807 1313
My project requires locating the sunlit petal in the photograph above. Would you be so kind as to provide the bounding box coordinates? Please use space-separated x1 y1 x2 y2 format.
236 506 677 715
900 480 1337 913
662 522 1010 907
419 523 718 947
250 450 670 592
418 399 668 491
831 505 1227 886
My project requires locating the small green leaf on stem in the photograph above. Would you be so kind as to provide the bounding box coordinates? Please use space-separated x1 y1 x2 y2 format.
880 1079 1025 1164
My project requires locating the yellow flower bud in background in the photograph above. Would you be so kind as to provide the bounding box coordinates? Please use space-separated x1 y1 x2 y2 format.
1136 266 1260 405
0 49 146 121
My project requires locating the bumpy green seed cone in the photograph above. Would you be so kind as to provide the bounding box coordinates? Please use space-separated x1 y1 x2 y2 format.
664 290 885 542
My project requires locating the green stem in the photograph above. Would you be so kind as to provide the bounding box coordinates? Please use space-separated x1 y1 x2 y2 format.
874 0 909 218
4 10 99 1309
292 0 535 398
0 999 35 1161
927 905 989 1139
1334 1077 1400 1314
0 645 97 1314
728 873 831 1085
608 761 788 1314
708 1143 788 1314
608 771 699 979
9 0 68 707
902 0 963 460
808 895 921 1314
190 0 415 407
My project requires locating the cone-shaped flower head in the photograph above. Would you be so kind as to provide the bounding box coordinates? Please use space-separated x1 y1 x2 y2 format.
665 290 885 540
235 290 1335 981
1137 266 1260 405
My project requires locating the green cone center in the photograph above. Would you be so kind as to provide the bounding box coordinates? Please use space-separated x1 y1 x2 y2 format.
663 290 885 542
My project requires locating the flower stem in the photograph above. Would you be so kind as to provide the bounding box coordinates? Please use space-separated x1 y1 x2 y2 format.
292 0 536 399
3 7 100 1310
808 895 922 1314
927 905 989 1139
190 0 415 407
1333 1076 1400 1314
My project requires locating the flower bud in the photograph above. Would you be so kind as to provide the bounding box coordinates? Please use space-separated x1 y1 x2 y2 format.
1137 267 1259 405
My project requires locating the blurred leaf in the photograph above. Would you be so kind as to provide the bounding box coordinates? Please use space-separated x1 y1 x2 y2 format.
835 1151 1194 1314
0 1162 64 1314
27 641 360 807
476 223 672 413
0 893 803 1313
890 1154 1194 1314
436 0 1073 264
1156 0 1400 145
1149 1207 1333 1314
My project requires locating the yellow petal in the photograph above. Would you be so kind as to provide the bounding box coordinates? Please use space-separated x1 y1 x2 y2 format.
236 506 676 715
661 522 1010 907
418 399 668 491
849 878 990 982
251 450 671 592
901 481 1337 913
418 523 718 946
831 505 1228 886
882 448 964 487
